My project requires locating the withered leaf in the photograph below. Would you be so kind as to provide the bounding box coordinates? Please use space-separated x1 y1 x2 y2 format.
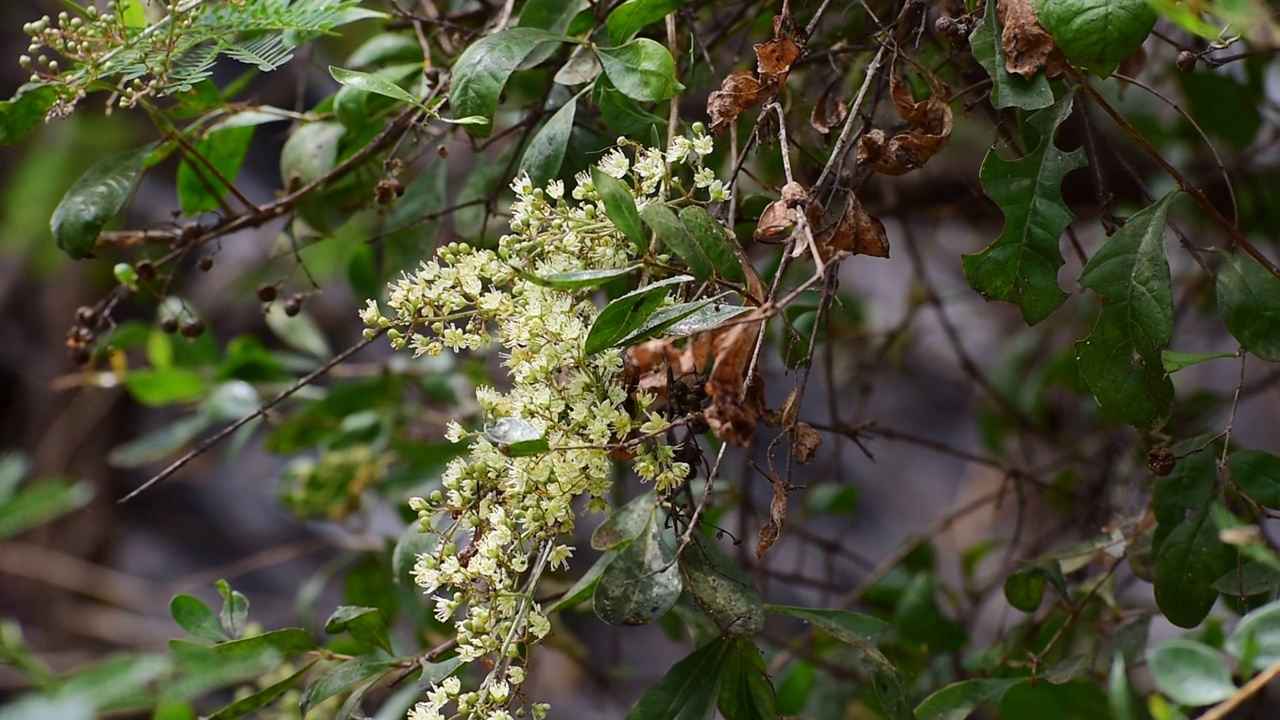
707 15 803 133
704 315 763 446
998 0 1066 79
753 181 810 243
811 78 849 135
822 192 889 259
755 478 787 557
755 17 801 78
792 422 823 464
856 65 953 176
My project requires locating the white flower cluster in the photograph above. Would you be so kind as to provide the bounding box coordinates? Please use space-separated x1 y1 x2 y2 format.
363 129 722 720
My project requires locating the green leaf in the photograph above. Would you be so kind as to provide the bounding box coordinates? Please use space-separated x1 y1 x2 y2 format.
1033 0 1157 78
666 303 752 337
1155 506 1232 628
775 660 815 716
346 33 423 68
624 637 730 720
916 678 1024 720
607 0 682 46
679 206 746 283
591 491 657 551
170 595 228 642
962 94 1084 324
717 638 778 720
642 204 713 280
526 264 640 290
546 550 614 614
483 417 550 456
1075 191 1178 429
57 654 170 712
0 479 92 542
596 77 666 134
203 381 260 422
207 661 315 720
517 0 587 67
264 305 331 360
1212 562 1280 597
679 533 765 636
384 160 447 277
1216 250 1280 362
0 84 56 146
1229 450 1280 509
124 368 209 407
1161 349 1237 374
107 413 211 468
1226 600 1280 667
591 165 646 249
1108 654 1136 720
279 121 345 187
216 579 249 640
583 275 692 355
177 124 254 215
1003 563 1065 613
329 66 427 112
615 298 718 348
1153 436 1218 528
324 606 393 655
518 96 578 187
1146 639 1236 707
51 145 152 259
450 28 570 137
183 627 315 660
594 508 682 626
595 39 684 103
967 12 1054 110
299 655 396 717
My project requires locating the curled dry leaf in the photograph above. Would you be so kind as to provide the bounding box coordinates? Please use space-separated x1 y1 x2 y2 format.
753 181 811 243
822 191 889 259
811 78 849 135
792 421 823 464
755 478 787 557
707 15 803 133
998 0 1066 78
703 314 764 446
856 64 953 176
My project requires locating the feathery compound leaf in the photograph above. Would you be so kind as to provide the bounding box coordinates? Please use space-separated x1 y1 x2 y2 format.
1075 191 1177 429
962 94 1085 324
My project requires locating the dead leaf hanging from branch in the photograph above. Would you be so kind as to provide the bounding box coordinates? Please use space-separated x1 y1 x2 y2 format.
707 15 803 133
998 0 1066 78
856 60 953 176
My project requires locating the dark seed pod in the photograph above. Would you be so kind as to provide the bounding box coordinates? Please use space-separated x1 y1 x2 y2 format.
257 284 278 303
284 296 303 317
160 317 179 334
180 318 206 338
197 256 213 272
135 259 155 280
76 305 98 327
1176 50 1197 72
1148 447 1176 477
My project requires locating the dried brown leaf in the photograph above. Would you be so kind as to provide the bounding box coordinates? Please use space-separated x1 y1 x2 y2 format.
856 66 953 176
755 479 787 557
704 313 764 446
822 192 889 259
811 79 848 135
792 422 823 464
754 181 811 242
998 0 1066 79
707 15 803 133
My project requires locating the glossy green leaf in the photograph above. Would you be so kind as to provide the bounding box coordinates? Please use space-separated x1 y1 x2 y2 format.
188 627 314 660
1217 250 1280 362
962 94 1084 324
1229 449 1280 508
0 479 92 542
679 206 746 283
1034 0 1157 78
967 12 1053 110
1161 349 1237 374
0 84 56 146
594 508 682 626
1146 639 1235 706
203 381 259 422
607 0 682 46
592 165 646 249
666 303 752 336
1153 436 1218 528
299 655 396 717
52 145 152 259
324 606 393 655
482 417 550 456
679 533 765 636
774 660 815 716
264 305 331 360
216 579 248 640
163 644 282 706
124 368 209 407
717 638 778 720
346 33 423 68
546 550 614 614
583 275 692 355
591 491 657 551
1212 562 1280 597
518 0 587 67
1226 600 1280 667
518 97 578 187
57 654 170 712
624 637 729 720
595 39 684 102
1155 506 1232 628
207 661 315 720
527 264 640 290
596 77 666 134
329 65 426 111
616 298 718 348
916 678 1024 720
177 124 254 215
450 28 570 137
279 121 344 188
1075 191 1177 429
1003 563 1064 613
642 204 713 280
107 413 211 468
170 595 228 642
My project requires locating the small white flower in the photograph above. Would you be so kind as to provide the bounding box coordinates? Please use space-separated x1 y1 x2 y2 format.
600 148 629 179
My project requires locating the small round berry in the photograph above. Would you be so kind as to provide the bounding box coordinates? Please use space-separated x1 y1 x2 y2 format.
180 318 206 338
70 346 92 366
1148 447 1176 477
1176 50 1197 72
160 317 179 334
197 256 213 272
76 305 98 327
284 296 303 317
257 284 278 303
135 260 155 281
